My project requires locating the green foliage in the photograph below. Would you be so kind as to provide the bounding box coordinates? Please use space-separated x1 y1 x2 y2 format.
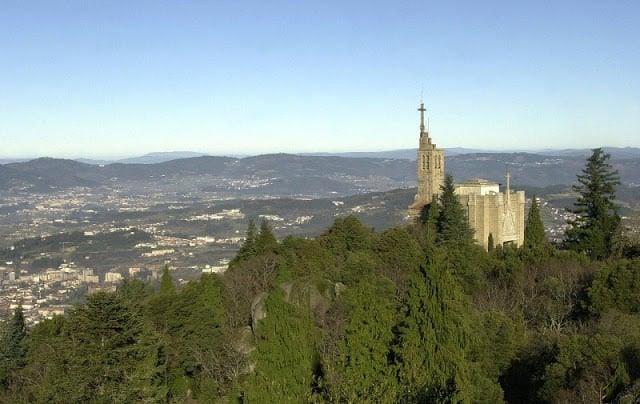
375 226 423 298
436 174 475 246
596 310 640 390
525 195 547 248
327 276 399 402
316 215 378 287
589 259 640 314
0 306 27 386
565 148 621 259
243 289 320 402
439 241 488 294
11 316 67 401
395 263 496 402
231 219 257 265
278 236 337 281
472 311 525 381
341 250 379 286
117 278 154 305
18 292 167 402
159 264 176 295
318 215 374 259
173 274 226 342
541 333 628 403
256 219 278 255
63 292 159 401
8 207 640 402
416 195 440 255
165 274 228 399
146 265 177 333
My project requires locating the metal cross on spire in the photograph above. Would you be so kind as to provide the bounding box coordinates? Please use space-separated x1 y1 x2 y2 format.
418 103 426 134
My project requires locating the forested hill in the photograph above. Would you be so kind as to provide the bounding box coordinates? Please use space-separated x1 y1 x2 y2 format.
2 214 640 402
2 151 640 194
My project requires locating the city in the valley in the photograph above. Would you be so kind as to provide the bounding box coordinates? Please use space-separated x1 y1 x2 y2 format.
2 113 639 326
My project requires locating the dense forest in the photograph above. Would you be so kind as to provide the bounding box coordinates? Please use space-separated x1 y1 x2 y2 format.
1 148 640 403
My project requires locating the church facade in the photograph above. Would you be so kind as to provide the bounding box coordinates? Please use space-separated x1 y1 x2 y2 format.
409 104 525 250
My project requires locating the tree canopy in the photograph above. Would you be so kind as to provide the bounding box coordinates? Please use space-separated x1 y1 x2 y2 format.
2 211 640 403
436 173 475 246
565 148 621 259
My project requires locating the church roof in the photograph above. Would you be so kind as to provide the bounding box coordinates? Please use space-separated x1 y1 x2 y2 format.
456 178 498 186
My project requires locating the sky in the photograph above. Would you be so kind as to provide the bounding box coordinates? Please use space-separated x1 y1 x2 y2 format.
1 0 639 159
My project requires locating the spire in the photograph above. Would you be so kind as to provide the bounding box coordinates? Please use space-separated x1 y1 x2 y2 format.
418 103 426 135
505 171 511 210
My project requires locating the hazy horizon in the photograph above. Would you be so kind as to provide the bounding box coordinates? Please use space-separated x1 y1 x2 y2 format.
3 145 640 163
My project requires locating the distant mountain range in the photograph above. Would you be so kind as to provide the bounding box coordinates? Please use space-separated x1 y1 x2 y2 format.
0 154 411 194
302 147 640 160
76 151 211 165
1 148 639 195
3 147 639 166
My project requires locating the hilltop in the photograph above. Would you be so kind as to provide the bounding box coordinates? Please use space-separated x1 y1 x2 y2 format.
2 150 639 195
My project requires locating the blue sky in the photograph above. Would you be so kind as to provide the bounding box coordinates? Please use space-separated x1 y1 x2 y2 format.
1 0 638 158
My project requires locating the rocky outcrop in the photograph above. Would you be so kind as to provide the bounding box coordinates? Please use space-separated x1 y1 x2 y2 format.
250 292 268 335
249 278 344 334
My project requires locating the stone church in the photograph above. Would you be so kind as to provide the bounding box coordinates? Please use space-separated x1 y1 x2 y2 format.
408 103 525 250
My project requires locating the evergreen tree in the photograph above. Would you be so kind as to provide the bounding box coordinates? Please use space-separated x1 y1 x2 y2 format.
10 316 67 401
328 276 399 401
166 274 228 399
589 259 640 314
422 195 440 250
375 227 423 298
436 174 475 246
396 264 475 402
146 265 177 333
243 290 319 402
232 219 258 264
42 292 167 402
565 148 621 259
118 278 154 305
318 215 373 259
541 333 627 403
256 219 278 255
159 264 176 295
0 306 27 385
524 195 546 248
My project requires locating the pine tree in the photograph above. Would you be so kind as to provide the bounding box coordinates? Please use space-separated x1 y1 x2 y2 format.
231 220 257 264
0 306 27 385
318 215 373 259
118 278 154 305
421 195 440 248
256 219 278 255
436 174 475 246
243 290 319 401
375 227 423 298
60 292 165 402
166 274 228 399
524 195 546 248
159 264 176 295
396 264 474 402
146 265 177 334
565 148 621 259
329 276 399 401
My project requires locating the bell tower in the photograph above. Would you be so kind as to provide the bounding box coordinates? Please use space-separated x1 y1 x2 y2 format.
413 102 444 209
